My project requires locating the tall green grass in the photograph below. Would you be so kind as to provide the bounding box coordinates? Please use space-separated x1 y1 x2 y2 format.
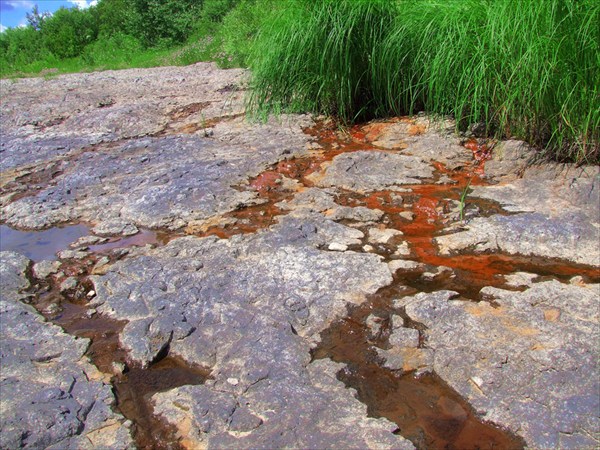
249 0 599 163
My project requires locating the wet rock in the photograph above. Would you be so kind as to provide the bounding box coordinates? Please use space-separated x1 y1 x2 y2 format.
33 259 61 279
153 359 412 449
359 118 472 170
327 206 384 223
0 251 133 449
376 347 434 372
311 151 434 192
90 217 411 447
401 282 600 449
436 212 599 266
59 276 78 292
71 235 107 248
442 164 600 265
57 249 88 260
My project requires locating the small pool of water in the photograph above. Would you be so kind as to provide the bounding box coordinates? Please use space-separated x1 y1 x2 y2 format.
0 224 90 262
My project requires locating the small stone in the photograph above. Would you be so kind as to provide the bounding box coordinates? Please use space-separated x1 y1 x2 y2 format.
71 235 107 248
112 362 126 375
398 211 415 221
394 241 411 256
365 314 384 339
92 221 139 237
388 259 422 272
363 245 374 252
59 277 78 292
86 308 97 318
33 260 61 279
368 227 403 245
92 256 111 275
328 242 348 252
421 265 454 281
505 271 537 288
227 378 239 386
87 290 96 298
389 327 420 348
57 249 88 260
569 276 585 286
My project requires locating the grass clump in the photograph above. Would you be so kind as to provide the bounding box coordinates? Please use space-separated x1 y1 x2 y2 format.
249 0 599 163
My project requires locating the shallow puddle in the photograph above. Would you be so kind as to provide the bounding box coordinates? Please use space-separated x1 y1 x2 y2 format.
0 224 89 261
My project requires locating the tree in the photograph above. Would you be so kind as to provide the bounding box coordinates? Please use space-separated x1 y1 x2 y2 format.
26 5 52 31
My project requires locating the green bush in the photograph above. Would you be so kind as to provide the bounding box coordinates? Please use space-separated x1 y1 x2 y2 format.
41 6 99 59
0 26 48 75
131 0 203 48
81 32 142 67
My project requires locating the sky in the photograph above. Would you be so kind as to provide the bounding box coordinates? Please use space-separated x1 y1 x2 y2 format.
0 0 98 32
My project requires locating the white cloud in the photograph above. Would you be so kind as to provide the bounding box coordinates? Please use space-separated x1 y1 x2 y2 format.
67 0 98 9
5 1 35 9
0 23 6 33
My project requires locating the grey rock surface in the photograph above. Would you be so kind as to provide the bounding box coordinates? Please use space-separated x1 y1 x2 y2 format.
88 215 414 448
153 359 412 449
0 252 133 450
401 283 600 449
436 165 600 265
1 63 313 233
0 63 245 171
311 151 434 192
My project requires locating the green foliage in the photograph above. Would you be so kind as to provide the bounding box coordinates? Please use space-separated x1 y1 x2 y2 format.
41 6 99 59
216 0 273 68
249 0 599 163
0 26 47 74
131 0 203 48
96 0 136 37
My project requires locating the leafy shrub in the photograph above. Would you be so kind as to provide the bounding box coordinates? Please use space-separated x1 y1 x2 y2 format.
41 6 99 59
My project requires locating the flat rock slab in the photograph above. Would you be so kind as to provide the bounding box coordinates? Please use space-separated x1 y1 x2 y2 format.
0 251 133 450
311 151 434 192
89 215 413 448
437 165 600 265
398 283 600 449
2 129 310 230
0 63 245 171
